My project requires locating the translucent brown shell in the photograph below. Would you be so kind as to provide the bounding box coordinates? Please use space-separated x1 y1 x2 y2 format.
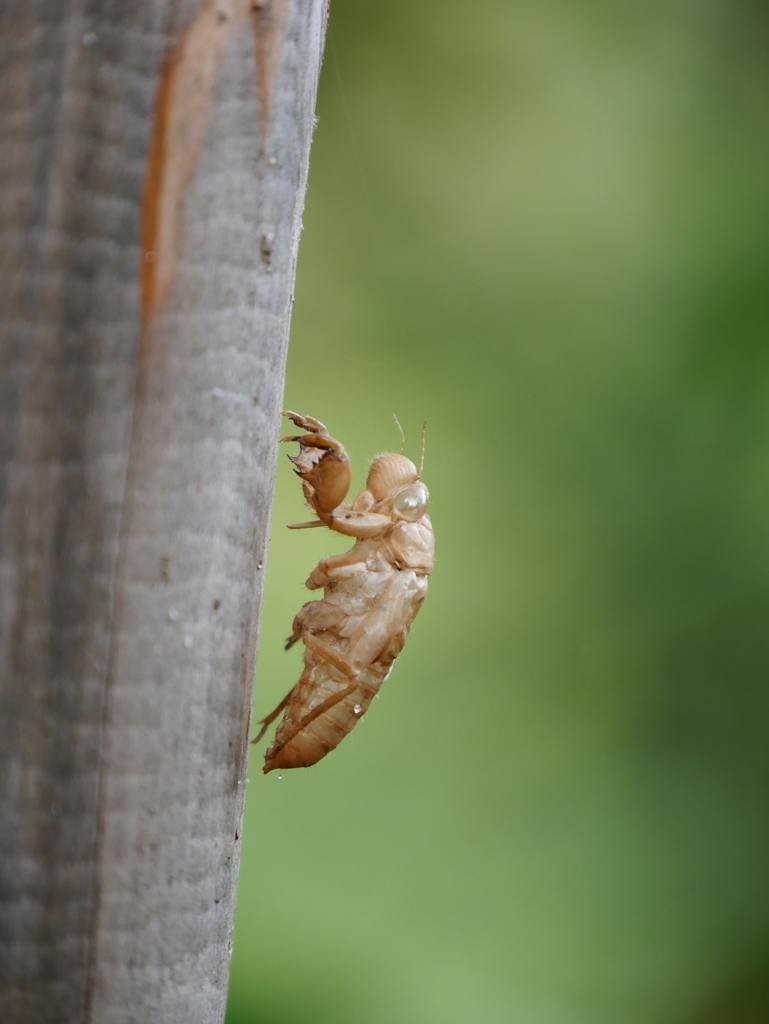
253 412 435 772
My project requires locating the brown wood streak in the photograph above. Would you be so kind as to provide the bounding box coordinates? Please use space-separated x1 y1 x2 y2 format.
251 0 290 150
140 0 250 333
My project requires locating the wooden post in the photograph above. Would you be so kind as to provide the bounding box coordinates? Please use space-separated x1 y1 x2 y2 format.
0 1 328 1020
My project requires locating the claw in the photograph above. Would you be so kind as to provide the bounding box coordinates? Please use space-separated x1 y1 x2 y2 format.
282 411 331 436
281 432 339 450
281 411 352 515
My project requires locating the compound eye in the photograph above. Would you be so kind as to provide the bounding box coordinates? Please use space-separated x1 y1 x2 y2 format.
393 481 429 521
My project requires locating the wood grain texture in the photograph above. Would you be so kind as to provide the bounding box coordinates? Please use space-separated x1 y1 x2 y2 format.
0 1 328 1021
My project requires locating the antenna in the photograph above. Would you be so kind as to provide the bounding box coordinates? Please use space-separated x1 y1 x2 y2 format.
418 420 427 477
392 413 406 454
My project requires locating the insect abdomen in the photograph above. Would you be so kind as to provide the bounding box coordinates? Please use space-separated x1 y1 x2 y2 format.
263 666 380 772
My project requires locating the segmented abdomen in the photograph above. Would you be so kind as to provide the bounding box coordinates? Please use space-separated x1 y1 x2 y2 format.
263 661 384 771
263 568 427 772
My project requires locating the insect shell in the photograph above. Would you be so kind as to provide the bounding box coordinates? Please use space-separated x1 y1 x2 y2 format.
253 411 435 773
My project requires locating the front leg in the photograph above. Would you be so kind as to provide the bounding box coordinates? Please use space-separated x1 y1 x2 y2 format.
281 411 352 516
324 508 391 540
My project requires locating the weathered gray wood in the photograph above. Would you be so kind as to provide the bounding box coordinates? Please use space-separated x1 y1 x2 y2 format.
0 1 328 1021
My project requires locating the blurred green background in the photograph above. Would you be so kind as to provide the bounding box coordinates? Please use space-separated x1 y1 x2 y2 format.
227 1 769 1022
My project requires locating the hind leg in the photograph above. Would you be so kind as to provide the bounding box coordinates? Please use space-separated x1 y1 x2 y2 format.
251 687 295 744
